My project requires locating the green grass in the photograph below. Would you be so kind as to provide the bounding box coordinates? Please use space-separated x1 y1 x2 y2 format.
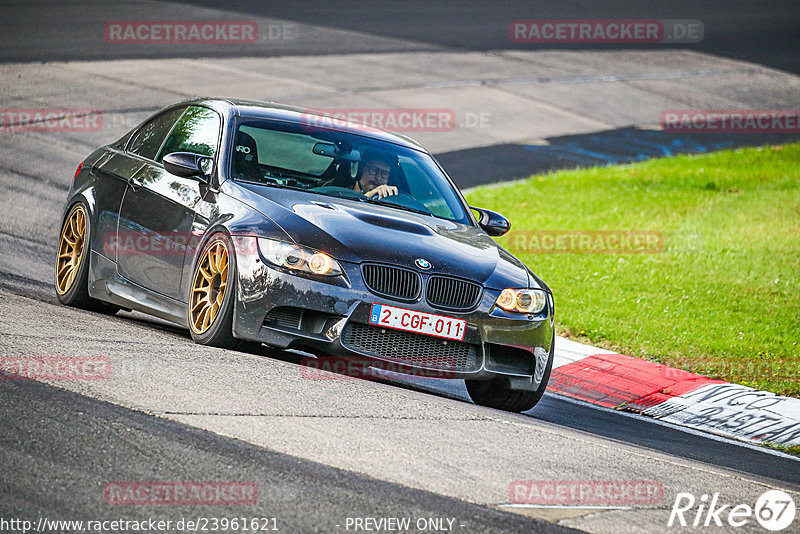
466 144 800 397
764 442 800 457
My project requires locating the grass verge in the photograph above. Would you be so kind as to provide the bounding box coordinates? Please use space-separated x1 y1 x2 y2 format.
466 144 799 397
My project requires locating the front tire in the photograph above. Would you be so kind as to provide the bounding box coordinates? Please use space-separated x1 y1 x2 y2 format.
188 232 242 349
466 335 555 413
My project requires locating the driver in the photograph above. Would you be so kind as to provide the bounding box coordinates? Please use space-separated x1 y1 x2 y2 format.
353 150 398 199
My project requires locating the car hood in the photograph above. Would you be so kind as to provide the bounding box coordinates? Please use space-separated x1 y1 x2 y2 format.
231 183 534 290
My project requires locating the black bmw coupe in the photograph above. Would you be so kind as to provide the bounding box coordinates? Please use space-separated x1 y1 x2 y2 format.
55 98 555 412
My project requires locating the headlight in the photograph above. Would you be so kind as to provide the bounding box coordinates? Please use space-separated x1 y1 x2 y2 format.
495 288 547 314
257 238 342 277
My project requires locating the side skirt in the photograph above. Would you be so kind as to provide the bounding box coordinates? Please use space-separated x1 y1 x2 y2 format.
87 250 189 328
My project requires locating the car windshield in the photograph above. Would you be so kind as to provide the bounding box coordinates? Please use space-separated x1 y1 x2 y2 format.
229 119 470 224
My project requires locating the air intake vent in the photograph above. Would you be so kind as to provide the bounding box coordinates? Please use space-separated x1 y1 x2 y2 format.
426 276 482 311
263 307 303 329
341 322 479 372
362 264 422 301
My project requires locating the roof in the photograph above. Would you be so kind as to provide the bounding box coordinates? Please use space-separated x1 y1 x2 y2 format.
183 97 427 152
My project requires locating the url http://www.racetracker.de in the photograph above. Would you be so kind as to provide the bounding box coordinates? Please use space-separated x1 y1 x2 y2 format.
0 516 280 533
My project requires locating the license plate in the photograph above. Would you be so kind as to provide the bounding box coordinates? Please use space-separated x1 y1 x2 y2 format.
368 303 466 341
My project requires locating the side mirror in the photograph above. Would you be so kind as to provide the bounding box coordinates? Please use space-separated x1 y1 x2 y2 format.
471 206 511 237
163 152 213 182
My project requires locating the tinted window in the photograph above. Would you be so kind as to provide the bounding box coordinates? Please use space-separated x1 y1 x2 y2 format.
127 107 185 160
400 156 463 221
240 125 332 176
157 106 221 163
230 120 470 224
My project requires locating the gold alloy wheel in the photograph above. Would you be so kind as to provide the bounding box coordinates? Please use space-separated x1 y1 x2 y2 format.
190 239 229 335
55 204 87 295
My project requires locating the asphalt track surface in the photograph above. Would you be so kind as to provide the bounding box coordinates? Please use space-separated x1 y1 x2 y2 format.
2 2 800 533
0 377 571 533
4 0 799 74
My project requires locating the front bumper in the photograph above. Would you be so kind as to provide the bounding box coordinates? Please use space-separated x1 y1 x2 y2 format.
230 236 554 390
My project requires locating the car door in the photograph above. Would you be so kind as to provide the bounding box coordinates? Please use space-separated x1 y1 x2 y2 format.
117 105 222 299
93 107 184 260
91 152 146 256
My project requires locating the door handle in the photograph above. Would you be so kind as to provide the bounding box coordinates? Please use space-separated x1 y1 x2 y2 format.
129 175 144 191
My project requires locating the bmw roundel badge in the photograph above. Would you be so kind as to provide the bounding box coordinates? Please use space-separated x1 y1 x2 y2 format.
415 258 432 270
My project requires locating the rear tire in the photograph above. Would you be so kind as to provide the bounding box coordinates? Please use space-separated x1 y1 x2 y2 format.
55 201 120 315
466 335 554 413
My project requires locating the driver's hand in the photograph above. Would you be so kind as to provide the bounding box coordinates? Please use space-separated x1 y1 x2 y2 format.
365 184 398 199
